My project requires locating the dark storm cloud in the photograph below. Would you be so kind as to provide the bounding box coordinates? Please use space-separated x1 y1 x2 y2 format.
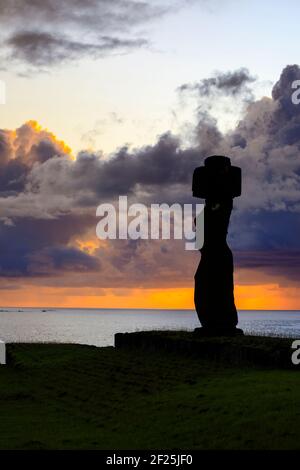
0 131 200 223
0 0 181 68
228 210 300 284
1 65 300 285
0 159 27 195
6 31 148 67
178 68 256 101
69 134 199 198
0 121 70 196
29 246 101 273
235 251 300 284
178 69 257 145
0 0 167 29
0 214 99 277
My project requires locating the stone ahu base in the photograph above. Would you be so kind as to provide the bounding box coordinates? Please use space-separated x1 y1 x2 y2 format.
114 331 295 369
193 327 244 337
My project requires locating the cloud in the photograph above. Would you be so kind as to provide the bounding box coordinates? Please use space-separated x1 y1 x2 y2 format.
29 246 101 274
235 250 300 285
6 31 148 67
178 68 256 99
0 65 300 287
0 0 181 69
0 213 99 277
0 0 167 29
0 120 71 196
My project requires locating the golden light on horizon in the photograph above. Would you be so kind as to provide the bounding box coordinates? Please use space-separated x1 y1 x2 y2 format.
0 282 299 310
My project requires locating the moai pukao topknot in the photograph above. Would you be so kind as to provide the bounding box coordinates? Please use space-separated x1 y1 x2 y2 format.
192 155 243 336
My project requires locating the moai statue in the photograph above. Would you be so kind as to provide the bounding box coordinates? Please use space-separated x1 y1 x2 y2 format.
192 155 243 336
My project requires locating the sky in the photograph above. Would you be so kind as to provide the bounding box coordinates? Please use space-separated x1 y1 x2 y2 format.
0 0 300 309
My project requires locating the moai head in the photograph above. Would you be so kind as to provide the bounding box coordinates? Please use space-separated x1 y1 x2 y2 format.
192 155 242 201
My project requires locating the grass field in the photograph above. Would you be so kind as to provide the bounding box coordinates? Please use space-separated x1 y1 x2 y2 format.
0 340 299 450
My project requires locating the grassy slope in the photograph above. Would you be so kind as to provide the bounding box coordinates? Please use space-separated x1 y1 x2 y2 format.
0 342 298 450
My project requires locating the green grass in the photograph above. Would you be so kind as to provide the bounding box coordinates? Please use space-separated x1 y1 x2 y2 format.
0 342 299 449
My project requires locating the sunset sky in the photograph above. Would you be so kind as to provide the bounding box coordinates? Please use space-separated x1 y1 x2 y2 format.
0 0 300 309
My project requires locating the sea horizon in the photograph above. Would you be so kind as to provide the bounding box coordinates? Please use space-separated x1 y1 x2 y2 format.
1 307 300 312
0 308 299 347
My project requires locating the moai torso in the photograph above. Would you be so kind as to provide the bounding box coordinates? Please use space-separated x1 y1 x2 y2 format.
193 155 242 333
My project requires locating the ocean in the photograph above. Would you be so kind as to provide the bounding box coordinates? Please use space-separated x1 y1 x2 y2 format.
0 308 299 347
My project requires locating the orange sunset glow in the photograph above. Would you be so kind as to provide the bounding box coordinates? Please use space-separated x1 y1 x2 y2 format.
0 282 299 310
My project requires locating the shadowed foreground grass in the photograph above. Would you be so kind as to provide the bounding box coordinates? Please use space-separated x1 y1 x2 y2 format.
0 341 299 449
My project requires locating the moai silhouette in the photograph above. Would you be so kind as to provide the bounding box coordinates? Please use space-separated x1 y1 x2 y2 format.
192 155 243 336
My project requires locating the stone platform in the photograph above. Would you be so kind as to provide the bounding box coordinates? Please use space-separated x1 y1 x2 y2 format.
115 330 296 369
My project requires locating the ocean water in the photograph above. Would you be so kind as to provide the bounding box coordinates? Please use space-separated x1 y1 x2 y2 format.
0 308 299 347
